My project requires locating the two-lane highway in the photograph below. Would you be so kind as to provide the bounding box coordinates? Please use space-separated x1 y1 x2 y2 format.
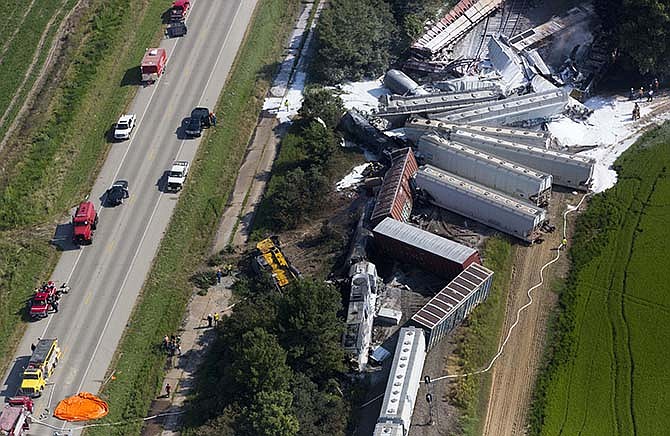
0 0 258 433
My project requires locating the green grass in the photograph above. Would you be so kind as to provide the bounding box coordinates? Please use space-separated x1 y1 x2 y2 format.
0 0 174 228
450 237 514 435
85 1 301 434
530 123 670 435
0 232 54 343
0 0 79 141
251 133 365 238
0 0 172 377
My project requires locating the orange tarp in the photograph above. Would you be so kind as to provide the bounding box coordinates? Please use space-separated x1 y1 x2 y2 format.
54 392 109 421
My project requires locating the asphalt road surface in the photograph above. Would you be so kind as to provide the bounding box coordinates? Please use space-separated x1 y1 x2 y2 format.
0 0 258 433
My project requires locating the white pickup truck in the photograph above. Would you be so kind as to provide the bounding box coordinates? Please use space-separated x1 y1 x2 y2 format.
167 161 189 192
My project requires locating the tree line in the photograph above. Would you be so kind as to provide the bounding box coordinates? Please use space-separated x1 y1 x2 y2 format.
312 0 446 84
183 277 348 436
260 86 345 231
595 0 670 76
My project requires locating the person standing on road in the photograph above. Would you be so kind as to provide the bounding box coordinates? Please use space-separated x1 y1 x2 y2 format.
216 268 223 284
213 312 220 327
52 299 59 313
165 383 171 397
647 89 654 102
207 313 213 327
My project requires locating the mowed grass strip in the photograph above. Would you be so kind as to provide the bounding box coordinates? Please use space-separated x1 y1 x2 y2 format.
0 0 171 228
451 237 513 435
530 123 670 436
0 3 74 140
86 1 300 434
0 0 171 376
0 0 78 140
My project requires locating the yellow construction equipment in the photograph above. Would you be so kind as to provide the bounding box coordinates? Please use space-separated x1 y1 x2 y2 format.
254 237 300 289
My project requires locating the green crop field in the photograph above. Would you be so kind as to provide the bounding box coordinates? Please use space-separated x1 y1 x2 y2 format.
531 123 670 435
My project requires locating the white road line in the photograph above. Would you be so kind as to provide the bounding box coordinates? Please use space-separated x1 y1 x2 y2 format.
173 0 243 159
74 194 163 394
199 0 244 105
37 3 193 341
72 2 246 383
48 0 243 431
69 0 231 400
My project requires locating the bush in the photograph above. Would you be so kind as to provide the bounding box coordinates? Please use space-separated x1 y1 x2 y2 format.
299 86 345 130
190 270 217 289
268 165 328 229
207 251 226 267
300 120 338 165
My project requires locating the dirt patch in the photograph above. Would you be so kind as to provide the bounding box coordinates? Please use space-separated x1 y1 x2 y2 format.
481 191 576 436
278 190 363 279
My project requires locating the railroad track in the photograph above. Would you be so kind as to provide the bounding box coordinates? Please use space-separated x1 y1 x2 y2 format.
499 0 529 38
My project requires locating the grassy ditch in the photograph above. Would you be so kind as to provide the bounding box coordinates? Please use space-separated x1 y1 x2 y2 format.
0 0 172 377
0 0 79 141
450 237 514 435
86 1 301 434
529 123 670 435
0 0 172 227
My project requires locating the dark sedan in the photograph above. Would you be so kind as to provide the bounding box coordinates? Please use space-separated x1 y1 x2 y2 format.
106 180 129 206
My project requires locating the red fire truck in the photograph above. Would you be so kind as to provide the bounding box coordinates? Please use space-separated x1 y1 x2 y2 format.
72 201 98 245
0 397 33 436
141 48 167 84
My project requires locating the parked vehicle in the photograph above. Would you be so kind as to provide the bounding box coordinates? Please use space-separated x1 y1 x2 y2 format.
72 201 98 245
113 114 137 140
185 107 211 137
105 180 129 206
28 281 65 320
0 396 33 435
170 0 190 21
141 48 167 84
166 161 189 192
19 338 61 398
166 21 188 38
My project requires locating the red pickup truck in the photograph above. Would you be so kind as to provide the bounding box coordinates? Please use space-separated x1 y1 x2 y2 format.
28 281 68 319
170 0 190 21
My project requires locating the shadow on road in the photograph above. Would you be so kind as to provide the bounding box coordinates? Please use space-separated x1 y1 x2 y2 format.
0 356 30 399
51 223 79 252
175 118 190 140
156 171 169 193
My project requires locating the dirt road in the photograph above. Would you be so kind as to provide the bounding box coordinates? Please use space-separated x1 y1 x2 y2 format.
482 193 572 436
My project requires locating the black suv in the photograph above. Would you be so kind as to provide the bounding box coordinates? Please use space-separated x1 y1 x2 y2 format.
106 180 129 206
166 21 188 38
185 107 211 137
